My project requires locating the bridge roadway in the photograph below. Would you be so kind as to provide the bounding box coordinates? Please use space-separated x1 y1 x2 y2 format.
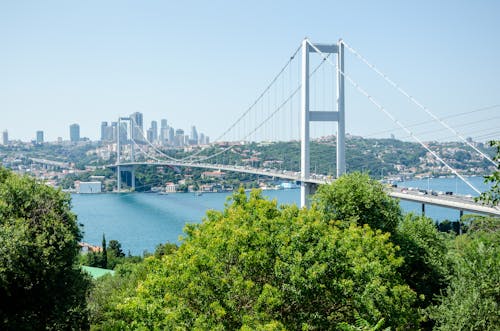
113 161 500 217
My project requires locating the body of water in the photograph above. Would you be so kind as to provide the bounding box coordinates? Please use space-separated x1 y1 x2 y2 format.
72 176 490 255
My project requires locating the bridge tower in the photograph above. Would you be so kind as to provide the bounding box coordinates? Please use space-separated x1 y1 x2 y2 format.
116 117 136 192
300 39 345 207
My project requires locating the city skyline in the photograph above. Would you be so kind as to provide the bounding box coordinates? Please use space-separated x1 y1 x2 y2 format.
1 1 499 142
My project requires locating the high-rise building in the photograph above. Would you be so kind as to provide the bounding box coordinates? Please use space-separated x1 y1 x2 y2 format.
130 112 144 142
36 130 44 144
150 121 158 142
110 122 118 142
175 129 184 147
147 128 155 142
168 127 175 146
70 124 80 143
101 121 115 141
2 130 8 145
190 126 198 145
160 119 168 145
199 133 205 145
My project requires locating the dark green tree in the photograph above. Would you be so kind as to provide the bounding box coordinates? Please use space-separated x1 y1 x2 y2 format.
0 168 91 330
429 230 499 330
108 239 125 258
101 234 108 269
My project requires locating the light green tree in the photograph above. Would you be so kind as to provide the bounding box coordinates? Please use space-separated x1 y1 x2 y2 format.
478 140 500 206
312 172 402 234
95 188 417 330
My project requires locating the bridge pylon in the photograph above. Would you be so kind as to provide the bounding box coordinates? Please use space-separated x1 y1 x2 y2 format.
300 39 345 207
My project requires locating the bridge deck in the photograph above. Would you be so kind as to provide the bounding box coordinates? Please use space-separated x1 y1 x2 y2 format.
111 162 500 217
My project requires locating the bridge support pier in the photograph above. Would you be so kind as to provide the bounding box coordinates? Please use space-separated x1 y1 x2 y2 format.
117 165 121 192
131 166 135 191
300 182 319 207
421 203 425 216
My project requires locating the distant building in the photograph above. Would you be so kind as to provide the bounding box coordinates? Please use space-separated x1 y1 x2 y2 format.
130 112 144 142
168 127 175 145
100 122 114 142
175 129 184 147
147 128 155 142
190 126 198 145
150 121 158 142
165 182 177 193
69 124 80 143
199 133 205 145
160 119 168 145
76 181 102 193
201 170 226 179
36 130 44 144
2 130 8 145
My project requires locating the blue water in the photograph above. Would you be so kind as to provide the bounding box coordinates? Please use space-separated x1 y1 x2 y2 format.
72 176 490 255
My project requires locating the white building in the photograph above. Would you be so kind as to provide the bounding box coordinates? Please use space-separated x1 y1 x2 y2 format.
76 181 102 194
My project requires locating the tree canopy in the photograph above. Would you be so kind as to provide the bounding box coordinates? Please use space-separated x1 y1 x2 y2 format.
91 188 417 330
0 168 91 330
312 172 402 234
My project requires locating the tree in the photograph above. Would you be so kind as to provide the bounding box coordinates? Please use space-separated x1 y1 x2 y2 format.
312 172 402 234
478 140 500 206
0 168 91 330
429 230 500 330
108 239 125 258
95 188 417 330
102 233 108 269
392 214 451 327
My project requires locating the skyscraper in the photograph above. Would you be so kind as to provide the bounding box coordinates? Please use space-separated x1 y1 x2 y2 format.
101 122 110 141
2 130 8 145
130 112 144 142
36 130 44 144
168 127 175 146
175 129 184 147
70 124 80 143
190 126 198 145
150 120 158 142
160 119 168 145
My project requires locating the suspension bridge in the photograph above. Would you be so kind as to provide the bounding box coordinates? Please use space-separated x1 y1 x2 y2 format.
109 38 500 217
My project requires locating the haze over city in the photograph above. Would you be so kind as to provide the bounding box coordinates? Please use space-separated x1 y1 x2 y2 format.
1 1 499 142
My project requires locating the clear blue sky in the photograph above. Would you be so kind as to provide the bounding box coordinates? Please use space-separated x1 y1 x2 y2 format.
1 0 499 142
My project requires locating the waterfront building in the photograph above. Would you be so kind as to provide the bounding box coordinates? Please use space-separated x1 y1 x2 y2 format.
36 130 44 144
70 124 80 143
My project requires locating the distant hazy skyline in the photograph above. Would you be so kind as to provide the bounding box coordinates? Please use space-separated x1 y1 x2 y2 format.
1 1 499 142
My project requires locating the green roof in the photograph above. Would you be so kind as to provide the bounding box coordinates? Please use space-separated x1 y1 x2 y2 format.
82 265 115 279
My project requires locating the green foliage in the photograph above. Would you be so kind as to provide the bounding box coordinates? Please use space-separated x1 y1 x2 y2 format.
478 140 500 206
93 188 417 330
0 168 91 330
102 234 108 269
429 230 500 330
393 215 451 313
312 172 402 234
